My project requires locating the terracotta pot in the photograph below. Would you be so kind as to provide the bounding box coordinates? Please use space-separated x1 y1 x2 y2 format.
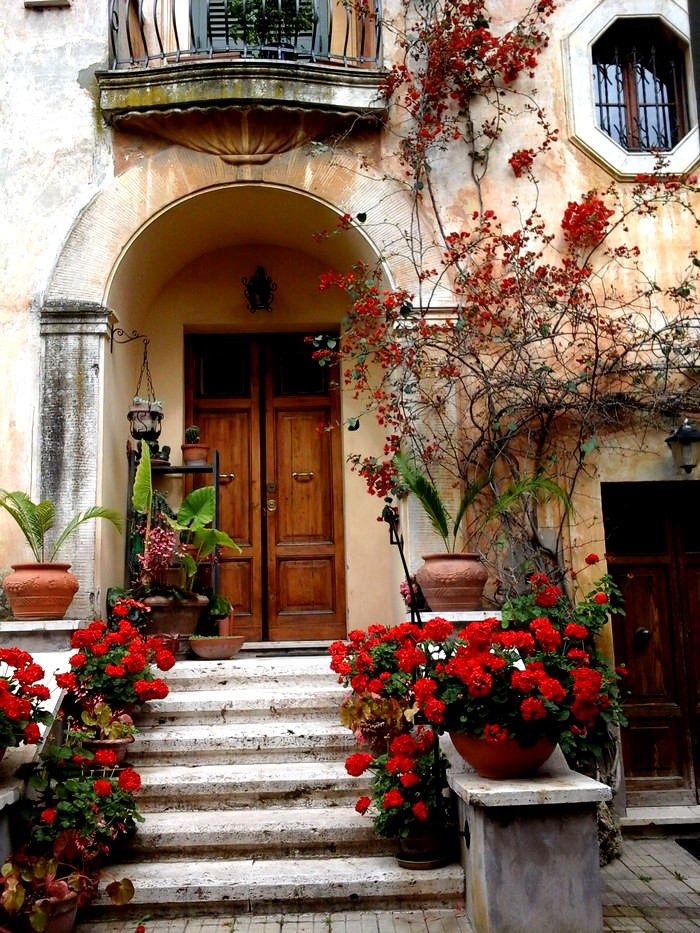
181 443 210 465
189 635 245 660
449 732 556 779
143 594 208 637
27 890 79 933
3 563 79 621
81 735 134 766
414 553 487 611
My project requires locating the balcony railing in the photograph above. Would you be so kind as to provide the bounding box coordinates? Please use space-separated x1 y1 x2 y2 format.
108 0 382 69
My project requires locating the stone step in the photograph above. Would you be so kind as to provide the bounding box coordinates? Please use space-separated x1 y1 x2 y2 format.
138 685 344 726
129 720 355 765
86 856 465 917
162 656 338 692
129 806 393 859
137 761 369 811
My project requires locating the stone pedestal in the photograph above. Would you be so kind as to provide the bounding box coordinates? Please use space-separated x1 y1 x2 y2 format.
449 752 611 933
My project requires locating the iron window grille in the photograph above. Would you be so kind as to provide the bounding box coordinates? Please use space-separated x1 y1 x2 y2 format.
592 19 689 152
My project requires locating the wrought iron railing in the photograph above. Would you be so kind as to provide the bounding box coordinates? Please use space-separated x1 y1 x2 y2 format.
108 0 382 69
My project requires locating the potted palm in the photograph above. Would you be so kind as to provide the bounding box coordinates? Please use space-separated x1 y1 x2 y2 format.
0 492 122 620
393 452 569 610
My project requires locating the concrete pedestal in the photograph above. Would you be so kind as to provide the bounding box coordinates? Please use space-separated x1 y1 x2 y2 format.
449 752 611 933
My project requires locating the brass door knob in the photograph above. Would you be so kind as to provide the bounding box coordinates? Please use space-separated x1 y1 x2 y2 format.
218 472 235 484
266 499 277 512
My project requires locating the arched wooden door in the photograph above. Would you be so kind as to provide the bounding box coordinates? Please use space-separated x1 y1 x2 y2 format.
186 335 346 641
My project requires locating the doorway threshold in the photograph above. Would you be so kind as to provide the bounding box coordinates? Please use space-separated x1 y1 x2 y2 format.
622 805 700 836
239 640 334 658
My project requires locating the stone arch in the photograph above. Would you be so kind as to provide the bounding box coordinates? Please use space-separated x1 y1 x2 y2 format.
40 145 428 617
45 145 428 307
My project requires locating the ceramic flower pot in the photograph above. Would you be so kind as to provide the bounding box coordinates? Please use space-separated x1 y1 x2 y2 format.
81 735 134 766
415 553 487 610
143 594 208 637
189 635 245 660
395 826 455 869
181 443 210 465
449 732 556 779
3 563 79 620
28 890 79 933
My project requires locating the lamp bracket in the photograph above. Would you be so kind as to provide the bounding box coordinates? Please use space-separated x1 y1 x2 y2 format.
109 326 149 354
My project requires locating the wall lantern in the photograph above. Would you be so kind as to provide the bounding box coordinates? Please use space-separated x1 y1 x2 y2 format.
665 418 700 474
242 266 277 313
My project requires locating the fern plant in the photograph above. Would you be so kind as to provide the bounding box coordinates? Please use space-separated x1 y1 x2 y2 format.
393 452 570 554
0 491 122 563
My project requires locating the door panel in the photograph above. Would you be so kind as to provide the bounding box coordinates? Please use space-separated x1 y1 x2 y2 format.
265 341 346 641
603 482 699 805
187 335 346 641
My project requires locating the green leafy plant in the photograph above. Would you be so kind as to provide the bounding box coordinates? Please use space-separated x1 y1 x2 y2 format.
339 692 411 753
71 702 137 743
226 0 315 47
0 842 134 931
23 738 144 862
0 491 122 563
132 443 239 593
392 452 570 554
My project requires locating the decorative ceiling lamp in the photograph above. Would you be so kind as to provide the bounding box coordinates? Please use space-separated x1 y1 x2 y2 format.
242 266 277 313
665 418 700 474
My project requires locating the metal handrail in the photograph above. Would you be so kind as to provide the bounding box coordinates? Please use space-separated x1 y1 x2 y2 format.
108 0 382 69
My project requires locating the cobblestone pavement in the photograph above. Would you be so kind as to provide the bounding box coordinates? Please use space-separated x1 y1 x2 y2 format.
602 837 700 932
76 837 700 933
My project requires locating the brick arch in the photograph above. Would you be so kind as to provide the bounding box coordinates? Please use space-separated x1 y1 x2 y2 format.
44 146 426 306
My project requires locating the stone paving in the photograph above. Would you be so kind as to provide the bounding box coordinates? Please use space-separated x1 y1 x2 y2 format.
74 836 700 933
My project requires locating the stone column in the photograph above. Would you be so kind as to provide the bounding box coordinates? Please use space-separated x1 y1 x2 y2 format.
40 301 110 618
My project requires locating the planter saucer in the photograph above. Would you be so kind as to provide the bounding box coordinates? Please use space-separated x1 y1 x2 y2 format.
395 851 454 870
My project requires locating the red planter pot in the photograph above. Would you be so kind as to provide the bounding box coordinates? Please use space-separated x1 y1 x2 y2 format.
415 553 487 610
449 732 556 779
3 563 79 620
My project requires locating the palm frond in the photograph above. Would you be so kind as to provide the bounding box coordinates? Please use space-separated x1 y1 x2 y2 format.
50 507 123 561
0 490 44 561
393 451 450 547
35 500 55 540
452 472 491 540
478 473 571 529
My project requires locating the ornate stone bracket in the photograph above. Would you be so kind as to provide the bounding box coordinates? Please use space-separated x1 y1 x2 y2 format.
113 104 379 164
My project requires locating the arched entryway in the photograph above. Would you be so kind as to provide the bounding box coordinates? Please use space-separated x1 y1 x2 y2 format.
40 149 421 627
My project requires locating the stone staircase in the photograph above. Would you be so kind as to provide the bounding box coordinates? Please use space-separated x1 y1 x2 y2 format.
87 653 464 920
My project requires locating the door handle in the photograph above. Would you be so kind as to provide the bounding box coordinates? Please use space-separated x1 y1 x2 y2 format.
266 499 277 512
292 471 314 481
633 627 652 650
218 472 235 484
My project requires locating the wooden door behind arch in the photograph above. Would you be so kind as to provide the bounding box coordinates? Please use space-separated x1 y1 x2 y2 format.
186 335 346 641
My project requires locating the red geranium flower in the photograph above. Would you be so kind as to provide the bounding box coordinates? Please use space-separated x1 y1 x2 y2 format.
23 723 40 744
93 779 112 797
411 801 429 822
594 593 608 605
40 808 55 824
117 768 141 793
355 796 371 814
69 653 86 669
382 789 404 809
94 748 117 767
585 553 600 565
345 753 373 777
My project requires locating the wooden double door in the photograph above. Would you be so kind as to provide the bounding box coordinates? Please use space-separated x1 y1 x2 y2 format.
186 335 347 642
602 482 700 805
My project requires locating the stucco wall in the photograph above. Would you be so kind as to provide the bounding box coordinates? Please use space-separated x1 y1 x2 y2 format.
1 0 698 624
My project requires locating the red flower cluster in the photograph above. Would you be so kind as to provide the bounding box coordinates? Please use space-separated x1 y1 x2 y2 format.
561 193 615 249
58 619 173 710
0 648 52 749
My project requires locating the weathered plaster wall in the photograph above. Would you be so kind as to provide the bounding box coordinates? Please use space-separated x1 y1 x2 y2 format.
0 2 113 601
2 0 699 623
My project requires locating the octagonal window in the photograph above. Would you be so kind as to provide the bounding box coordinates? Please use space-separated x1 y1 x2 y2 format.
592 18 689 152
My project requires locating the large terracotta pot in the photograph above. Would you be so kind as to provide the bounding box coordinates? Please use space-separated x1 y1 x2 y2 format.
143 594 208 637
415 553 487 610
449 732 556 779
3 563 79 620
81 735 134 766
28 890 79 933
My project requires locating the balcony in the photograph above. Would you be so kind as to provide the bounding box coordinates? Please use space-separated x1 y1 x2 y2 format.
97 0 386 127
